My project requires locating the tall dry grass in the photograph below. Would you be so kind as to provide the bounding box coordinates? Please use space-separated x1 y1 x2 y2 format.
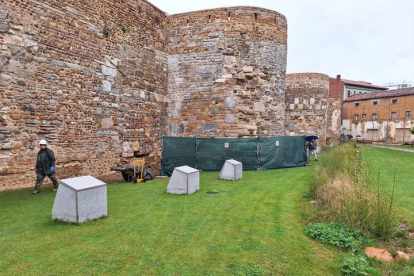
311 143 397 239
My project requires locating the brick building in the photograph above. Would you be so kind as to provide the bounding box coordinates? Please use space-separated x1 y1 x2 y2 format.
329 75 388 102
342 88 414 143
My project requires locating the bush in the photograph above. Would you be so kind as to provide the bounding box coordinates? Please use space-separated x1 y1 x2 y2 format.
305 222 360 248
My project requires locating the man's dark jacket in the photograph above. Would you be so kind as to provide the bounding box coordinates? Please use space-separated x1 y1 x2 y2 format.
36 148 56 175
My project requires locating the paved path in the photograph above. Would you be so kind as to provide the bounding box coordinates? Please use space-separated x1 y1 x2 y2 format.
369 145 414 153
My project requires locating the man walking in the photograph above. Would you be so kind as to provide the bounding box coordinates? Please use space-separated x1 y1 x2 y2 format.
309 139 318 161
33 140 59 194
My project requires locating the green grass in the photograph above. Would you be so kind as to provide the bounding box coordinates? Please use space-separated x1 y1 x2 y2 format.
0 168 340 275
362 146 414 223
1 146 413 275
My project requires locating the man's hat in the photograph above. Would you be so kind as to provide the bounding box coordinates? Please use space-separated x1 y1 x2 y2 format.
39 140 47 145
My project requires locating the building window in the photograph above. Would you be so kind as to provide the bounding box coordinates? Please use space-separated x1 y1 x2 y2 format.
372 113 378 120
392 99 398 104
362 113 366 119
355 103 360 107
186 19 189 26
209 15 212 23
348 90 351 97
373 101 378 105
354 114 359 121
406 111 412 118
254 13 258 21
391 112 397 119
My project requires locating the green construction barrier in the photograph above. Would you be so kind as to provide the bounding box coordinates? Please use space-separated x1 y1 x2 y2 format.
196 138 258 171
161 137 197 176
258 136 307 170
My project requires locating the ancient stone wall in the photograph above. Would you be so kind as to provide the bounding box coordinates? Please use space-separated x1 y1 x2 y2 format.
166 7 287 137
285 73 330 150
1 1 342 192
326 98 342 147
0 0 169 190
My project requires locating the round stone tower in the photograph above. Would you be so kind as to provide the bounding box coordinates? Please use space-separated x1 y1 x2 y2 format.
166 7 288 137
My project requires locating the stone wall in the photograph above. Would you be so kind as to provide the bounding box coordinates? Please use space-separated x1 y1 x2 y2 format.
166 7 287 137
326 98 342 147
284 73 330 150
0 0 169 190
1 1 342 191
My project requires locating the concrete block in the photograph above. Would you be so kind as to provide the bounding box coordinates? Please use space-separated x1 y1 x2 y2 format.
219 159 242 181
52 175 107 223
167 166 199 195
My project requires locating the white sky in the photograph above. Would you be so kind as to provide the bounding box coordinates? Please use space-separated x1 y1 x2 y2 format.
149 0 414 85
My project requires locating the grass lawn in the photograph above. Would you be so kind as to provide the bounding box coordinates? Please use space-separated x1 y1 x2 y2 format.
362 146 414 224
0 166 340 275
0 146 413 275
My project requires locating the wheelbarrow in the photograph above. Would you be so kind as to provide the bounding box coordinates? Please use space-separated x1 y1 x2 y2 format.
110 158 153 183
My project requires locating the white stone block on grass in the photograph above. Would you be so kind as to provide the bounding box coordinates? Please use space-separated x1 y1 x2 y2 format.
167 166 200 195
219 159 242 181
52 175 107 223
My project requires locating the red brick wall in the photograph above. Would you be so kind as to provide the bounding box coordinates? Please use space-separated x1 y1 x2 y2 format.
329 77 344 102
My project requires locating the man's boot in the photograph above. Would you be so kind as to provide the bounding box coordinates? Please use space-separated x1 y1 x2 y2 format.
32 190 40 194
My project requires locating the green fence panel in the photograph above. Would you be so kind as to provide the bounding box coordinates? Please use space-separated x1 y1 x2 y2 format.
196 138 258 171
258 136 307 170
161 136 197 176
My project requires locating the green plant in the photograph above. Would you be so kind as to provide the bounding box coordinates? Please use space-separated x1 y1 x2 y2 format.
411 127 414 135
103 25 112 37
303 192 314 199
341 254 369 276
305 222 360 248
121 25 130 33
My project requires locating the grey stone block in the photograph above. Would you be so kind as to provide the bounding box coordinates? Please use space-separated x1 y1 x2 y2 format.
219 159 243 181
167 166 200 195
52 175 107 223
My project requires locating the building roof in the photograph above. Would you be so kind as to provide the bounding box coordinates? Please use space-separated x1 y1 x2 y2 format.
344 87 414 102
340 79 388 90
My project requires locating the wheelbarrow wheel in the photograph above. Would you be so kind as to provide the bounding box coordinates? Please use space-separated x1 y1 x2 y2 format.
121 172 131 182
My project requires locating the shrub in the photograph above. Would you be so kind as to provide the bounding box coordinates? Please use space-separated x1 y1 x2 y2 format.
305 222 360 248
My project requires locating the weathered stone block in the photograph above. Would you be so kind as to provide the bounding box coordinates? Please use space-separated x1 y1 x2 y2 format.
202 124 217 133
254 102 265 112
219 159 242 181
224 97 237 109
167 166 200 195
52 176 107 223
243 66 254 73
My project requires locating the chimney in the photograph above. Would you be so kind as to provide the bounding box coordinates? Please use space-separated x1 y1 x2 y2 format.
336 74 341 80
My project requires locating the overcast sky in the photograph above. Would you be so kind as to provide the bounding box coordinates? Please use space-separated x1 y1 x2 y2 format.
149 0 414 85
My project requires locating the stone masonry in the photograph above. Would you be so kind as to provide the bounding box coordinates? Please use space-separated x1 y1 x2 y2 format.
0 0 168 190
167 8 287 137
285 73 341 150
0 1 290 190
0 1 340 191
